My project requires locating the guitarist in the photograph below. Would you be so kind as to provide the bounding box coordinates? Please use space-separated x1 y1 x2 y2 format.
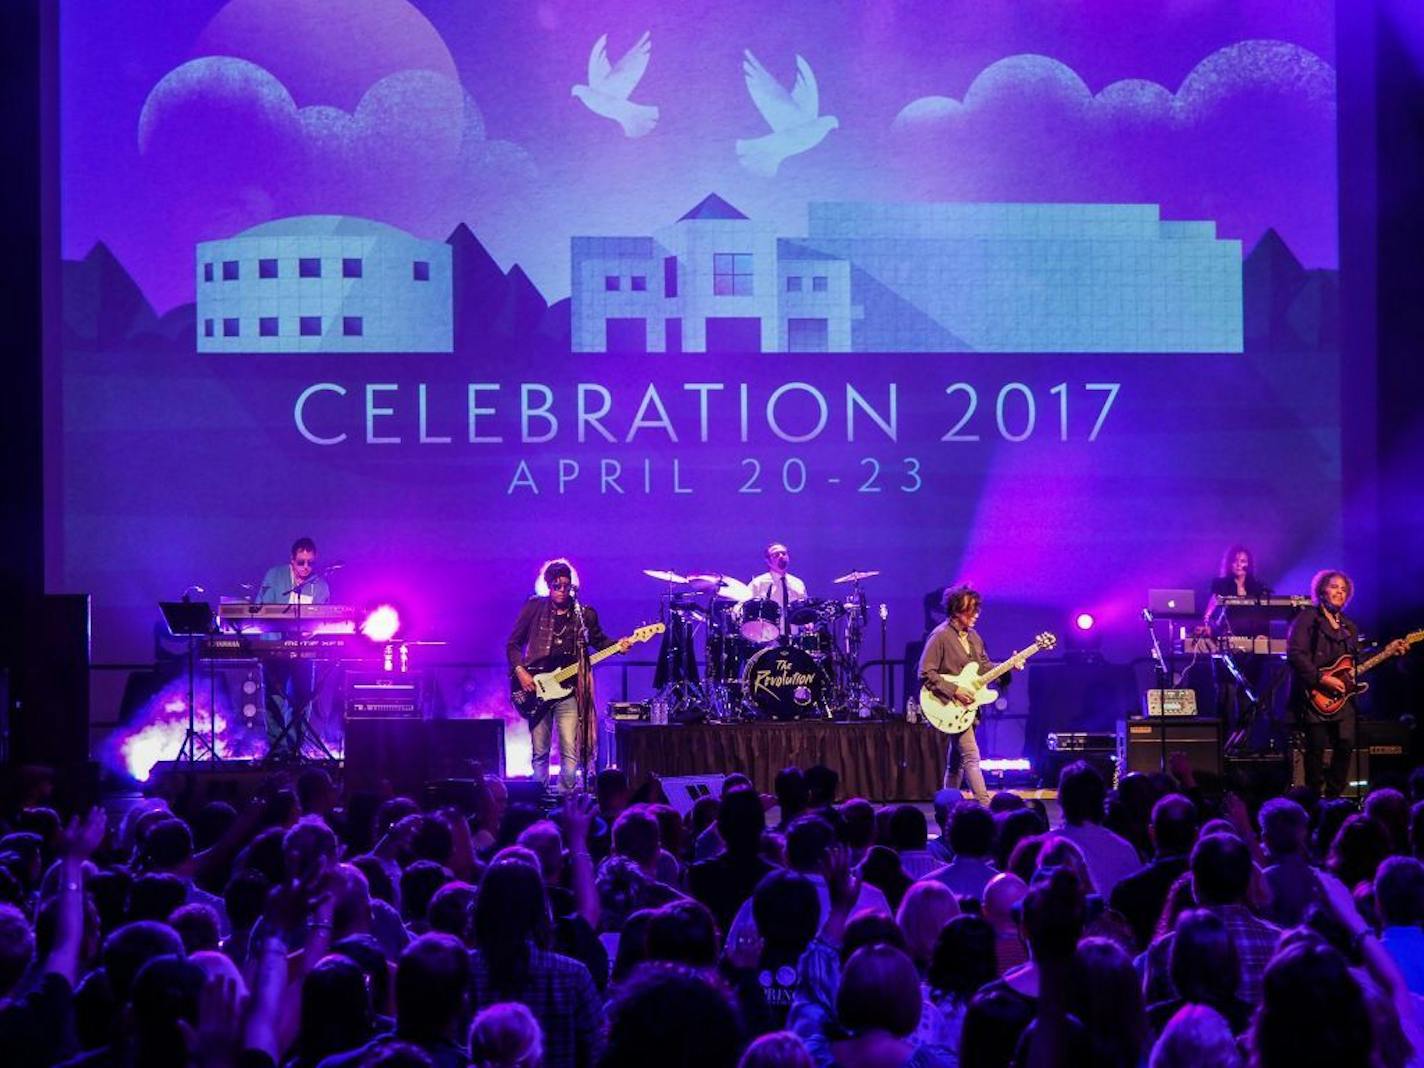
918 585 1001 806
1287 570 1407 796
506 560 628 791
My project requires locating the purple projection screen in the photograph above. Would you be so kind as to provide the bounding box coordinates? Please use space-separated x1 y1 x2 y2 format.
49 1 1342 762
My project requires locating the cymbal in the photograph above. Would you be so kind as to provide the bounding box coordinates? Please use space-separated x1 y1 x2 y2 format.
833 569 881 584
643 568 687 584
687 573 754 603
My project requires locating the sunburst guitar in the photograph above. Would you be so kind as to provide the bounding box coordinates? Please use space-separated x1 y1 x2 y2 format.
1308 629 1423 718
920 632 1057 735
510 623 664 721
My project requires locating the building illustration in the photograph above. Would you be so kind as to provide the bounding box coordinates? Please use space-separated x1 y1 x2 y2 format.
196 216 452 353
571 197 1243 353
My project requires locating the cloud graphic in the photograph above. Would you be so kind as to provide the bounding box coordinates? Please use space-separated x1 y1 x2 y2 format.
137 56 534 253
890 40 1337 265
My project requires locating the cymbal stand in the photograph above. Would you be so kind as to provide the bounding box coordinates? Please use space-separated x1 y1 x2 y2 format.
652 591 710 721
837 578 877 716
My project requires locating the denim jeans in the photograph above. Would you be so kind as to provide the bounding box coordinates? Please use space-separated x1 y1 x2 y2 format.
945 723 990 805
529 694 583 790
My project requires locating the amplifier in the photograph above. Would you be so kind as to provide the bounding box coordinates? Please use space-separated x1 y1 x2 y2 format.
1143 689 1198 717
609 701 650 721
345 673 422 719
1045 731 1117 752
1290 719 1414 794
1119 717 1223 778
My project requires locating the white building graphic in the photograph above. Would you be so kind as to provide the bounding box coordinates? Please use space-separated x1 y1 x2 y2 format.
196 216 452 353
571 196 1242 353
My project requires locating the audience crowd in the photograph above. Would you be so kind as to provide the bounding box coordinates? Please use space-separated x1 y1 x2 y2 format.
3 753 1424 1067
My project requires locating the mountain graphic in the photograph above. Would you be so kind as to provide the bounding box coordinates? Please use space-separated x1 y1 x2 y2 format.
1242 227 1337 351
447 223 568 353
62 242 159 348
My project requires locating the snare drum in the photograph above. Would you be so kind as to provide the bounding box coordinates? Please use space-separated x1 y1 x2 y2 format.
737 598 782 643
741 644 829 720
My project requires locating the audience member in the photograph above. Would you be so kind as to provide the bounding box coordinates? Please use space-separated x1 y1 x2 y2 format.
1109 793 1196 950
1143 833 1280 1005
1258 797 1325 928
924 802 997 901
1054 762 1142 896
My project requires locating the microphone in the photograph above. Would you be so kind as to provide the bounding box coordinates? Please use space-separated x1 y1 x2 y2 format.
324 560 346 572
181 584 205 603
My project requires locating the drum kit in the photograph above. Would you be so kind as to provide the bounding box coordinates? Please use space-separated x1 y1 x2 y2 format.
643 566 882 722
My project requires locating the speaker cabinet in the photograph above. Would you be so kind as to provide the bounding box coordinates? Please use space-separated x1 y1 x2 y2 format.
1290 719 1413 795
1118 718 1223 779
345 717 506 795
12 595 90 765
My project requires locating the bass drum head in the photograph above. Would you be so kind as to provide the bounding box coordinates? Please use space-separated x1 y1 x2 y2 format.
741 644 828 721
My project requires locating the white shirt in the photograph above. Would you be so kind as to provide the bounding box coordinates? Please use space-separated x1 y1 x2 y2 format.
747 571 808 609
1055 822 1142 896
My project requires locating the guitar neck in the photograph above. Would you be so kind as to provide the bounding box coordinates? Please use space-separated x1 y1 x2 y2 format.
976 643 1045 687
547 638 624 685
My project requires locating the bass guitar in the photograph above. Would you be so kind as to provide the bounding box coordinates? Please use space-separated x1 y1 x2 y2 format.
1308 629 1423 717
510 622 664 721
920 632 1057 735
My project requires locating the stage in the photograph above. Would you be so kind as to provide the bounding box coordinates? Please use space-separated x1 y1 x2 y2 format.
614 719 947 802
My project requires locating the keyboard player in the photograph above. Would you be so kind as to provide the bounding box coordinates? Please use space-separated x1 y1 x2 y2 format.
256 537 330 759
257 537 330 606
1209 545 1270 601
1205 545 1274 747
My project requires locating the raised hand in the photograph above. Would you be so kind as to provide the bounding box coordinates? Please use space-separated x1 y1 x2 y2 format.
60 807 108 862
561 790 597 850
823 843 861 917
179 972 245 1068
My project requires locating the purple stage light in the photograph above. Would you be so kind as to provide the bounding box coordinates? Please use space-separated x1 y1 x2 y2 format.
1075 612 1095 631
361 604 401 642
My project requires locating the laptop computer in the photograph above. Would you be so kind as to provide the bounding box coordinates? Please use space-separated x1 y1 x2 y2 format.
1147 588 1197 618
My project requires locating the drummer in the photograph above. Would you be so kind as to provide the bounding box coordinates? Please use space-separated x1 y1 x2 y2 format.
747 541 808 637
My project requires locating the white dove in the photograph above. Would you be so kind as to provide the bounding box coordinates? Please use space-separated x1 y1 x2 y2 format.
736 51 838 176
572 32 659 138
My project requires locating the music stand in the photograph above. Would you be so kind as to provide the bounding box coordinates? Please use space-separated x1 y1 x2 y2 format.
160 600 216 762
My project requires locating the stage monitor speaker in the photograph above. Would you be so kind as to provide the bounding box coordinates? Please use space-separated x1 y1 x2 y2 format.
1119 718 1223 779
344 717 506 795
12 594 91 766
659 774 725 816
428 719 505 780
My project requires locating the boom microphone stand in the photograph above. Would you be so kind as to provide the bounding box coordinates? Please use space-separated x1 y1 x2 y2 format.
571 589 594 791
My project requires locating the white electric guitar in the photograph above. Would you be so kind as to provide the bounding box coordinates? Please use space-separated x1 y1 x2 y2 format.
920 632 1057 734
510 623 664 721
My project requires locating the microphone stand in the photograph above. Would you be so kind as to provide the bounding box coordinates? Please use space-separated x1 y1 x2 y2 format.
571 591 593 791
1143 609 1171 774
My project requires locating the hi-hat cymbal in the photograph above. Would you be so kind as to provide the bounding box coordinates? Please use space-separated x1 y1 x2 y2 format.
643 568 687 584
833 569 881 584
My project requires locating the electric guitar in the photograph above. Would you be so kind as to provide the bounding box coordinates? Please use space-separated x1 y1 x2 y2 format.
1308 629 1423 717
920 632 1057 735
510 622 664 721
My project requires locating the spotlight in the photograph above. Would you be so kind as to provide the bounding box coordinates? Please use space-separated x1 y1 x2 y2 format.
1066 610 1103 661
360 604 401 642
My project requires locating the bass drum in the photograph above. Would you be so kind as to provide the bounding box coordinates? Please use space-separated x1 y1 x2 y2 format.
741 644 829 721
